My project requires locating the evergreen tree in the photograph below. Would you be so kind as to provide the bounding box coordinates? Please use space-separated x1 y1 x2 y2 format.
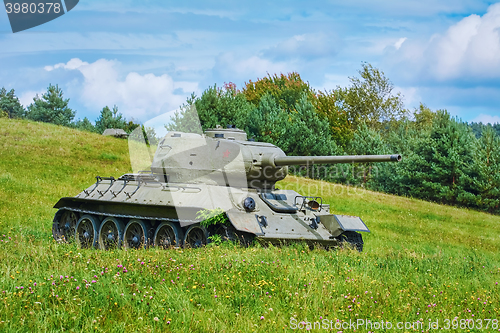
247 93 290 147
469 122 500 139
94 105 127 134
123 120 141 134
0 87 25 119
249 93 336 157
74 117 95 132
380 110 479 206
473 126 500 213
167 84 254 133
26 84 75 126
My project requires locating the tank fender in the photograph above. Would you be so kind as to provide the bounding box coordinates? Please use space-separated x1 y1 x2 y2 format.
54 197 84 209
320 214 370 237
226 210 265 236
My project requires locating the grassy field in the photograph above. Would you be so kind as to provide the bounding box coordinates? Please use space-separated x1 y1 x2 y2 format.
1 118 500 332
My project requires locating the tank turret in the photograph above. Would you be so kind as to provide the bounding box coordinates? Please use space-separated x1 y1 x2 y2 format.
150 127 400 189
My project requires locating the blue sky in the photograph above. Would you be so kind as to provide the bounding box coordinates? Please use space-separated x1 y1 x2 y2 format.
1 0 500 126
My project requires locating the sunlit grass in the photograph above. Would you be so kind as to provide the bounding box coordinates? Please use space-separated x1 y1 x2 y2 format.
0 118 499 332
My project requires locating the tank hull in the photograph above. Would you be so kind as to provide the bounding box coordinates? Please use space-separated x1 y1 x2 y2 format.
53 175 369 250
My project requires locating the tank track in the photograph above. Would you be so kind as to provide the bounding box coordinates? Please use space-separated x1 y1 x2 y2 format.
53 208 363 251
52 208 205 249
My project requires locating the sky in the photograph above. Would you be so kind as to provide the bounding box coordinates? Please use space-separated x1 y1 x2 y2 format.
1 0 500 127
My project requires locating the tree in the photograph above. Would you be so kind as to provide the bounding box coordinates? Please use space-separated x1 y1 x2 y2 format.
243 73 352 147
334 63 407 131
123 120 141 134
73 117 95 132
312 90 352 147
472 126 500 213
167 84 254 133
413 103 437 131
243 72 315 110
94 105 127 134
249 93 337 157
469 121 500 139
26 84 75 126
0 87 25 119
377 110 479 206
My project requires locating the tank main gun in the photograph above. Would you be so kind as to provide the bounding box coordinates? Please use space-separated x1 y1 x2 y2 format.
272 154 401 167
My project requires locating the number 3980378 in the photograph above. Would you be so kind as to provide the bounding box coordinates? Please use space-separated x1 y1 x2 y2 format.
5 2 61 14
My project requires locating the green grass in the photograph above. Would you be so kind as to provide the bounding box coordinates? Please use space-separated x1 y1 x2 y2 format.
1 118 500 332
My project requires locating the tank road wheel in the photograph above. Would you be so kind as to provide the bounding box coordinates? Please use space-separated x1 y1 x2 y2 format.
98 217 125 250
154 222 184 249
52 210 78 243
75 215 100 249
183 225 208 248
336 231 364 252
124 219 150 249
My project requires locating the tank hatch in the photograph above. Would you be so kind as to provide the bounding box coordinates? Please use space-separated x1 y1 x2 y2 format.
204 125 247 141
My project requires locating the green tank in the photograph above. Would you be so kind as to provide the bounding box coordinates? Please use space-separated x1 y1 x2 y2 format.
52 126 401 251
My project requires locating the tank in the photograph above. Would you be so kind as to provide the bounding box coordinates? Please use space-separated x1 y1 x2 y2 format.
52 126 401 251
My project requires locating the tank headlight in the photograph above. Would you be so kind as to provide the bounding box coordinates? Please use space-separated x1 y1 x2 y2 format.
307 200 320 211
243 197 256 212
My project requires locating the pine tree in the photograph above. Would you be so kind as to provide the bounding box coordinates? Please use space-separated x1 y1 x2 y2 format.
26 84 75 126
396 110 478 206
473 127 500 213
0 87 25 119
167 84 254 133
94 105 127 134
74 117 95 132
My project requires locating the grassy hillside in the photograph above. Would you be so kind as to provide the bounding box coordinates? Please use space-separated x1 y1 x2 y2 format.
1 118 499 332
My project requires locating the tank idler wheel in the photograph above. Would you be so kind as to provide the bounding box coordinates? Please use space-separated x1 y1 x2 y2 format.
154 222 184 249
98 217 125 250
53 210 78 243
336 231 364 252
75 215 100 249
124 219 150 250
183 225 208 248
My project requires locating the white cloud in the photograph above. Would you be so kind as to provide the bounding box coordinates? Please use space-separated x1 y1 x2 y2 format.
263 33 340 60
320 74 351 91
471 113 500 124
394 3 500 80
212 52 291 82
18 90 45 107
394 86 420 108
45 58 88 71
394 37 407 50
44 58 198 120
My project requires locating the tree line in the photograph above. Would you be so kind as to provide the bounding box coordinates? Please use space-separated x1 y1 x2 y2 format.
0 84 139 134
2 63 499 214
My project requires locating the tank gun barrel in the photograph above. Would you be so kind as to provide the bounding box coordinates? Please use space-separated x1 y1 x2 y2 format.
273 154 401 167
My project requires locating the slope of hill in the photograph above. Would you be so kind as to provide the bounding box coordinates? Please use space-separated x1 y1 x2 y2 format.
0 118 499 332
